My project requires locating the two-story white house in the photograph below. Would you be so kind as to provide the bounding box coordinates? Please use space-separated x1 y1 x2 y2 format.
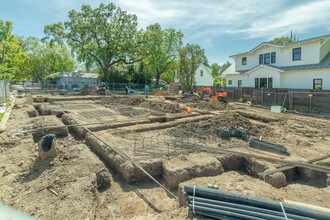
221 34 330 90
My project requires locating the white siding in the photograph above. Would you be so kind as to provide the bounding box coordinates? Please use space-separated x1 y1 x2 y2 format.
195 64 214 86
226 74 249 87
249 67 281 88
280 68 330 89
226 66 281 88
234 41 321 71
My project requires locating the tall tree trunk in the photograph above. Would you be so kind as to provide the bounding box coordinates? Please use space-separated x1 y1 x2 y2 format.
103 67 110 82
155 71 161 86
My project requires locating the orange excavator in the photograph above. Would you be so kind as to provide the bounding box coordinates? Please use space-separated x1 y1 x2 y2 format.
200 86 227 102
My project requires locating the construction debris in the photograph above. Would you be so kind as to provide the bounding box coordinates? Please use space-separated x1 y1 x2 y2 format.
249 138 289 156
38 134 57 159
216 126 250 140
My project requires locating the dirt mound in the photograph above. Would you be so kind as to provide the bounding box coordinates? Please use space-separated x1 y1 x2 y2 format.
178 95 200 103
122 97 145 105
189 100 228 111
79 89 96 95
140 101 183 113
120 97 184 113
154 91 173 96
168 111 268 139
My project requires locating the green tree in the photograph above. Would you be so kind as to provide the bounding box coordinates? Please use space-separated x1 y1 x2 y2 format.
269 36 293 45
219 61 231 74
211 63 220 78
44 3 142 82
20 37 75 81
177 44 207 91
0 20 28 80
143 23 183 85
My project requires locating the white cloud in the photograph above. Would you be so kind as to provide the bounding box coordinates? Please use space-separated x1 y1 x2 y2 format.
226 0 330 39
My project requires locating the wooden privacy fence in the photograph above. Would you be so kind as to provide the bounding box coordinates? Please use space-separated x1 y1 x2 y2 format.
223 87 330 112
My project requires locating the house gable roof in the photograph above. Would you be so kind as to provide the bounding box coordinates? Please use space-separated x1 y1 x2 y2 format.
221 63 240 76
230 34 330 58
196 63 213 78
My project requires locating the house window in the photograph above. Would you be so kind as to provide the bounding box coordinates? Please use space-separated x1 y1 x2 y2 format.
255 78 259 88
238 80 242 87
293 47 301 60
242 57 247 65
271 52 276 63
228 80 232 85
264 53 270 64
268 78 273 88
260 78 268 88
313 79 322 90
259 54 263 64
200 70 203 76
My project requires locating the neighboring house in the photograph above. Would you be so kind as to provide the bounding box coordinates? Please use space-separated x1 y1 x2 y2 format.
48 72 100 89
194 63 214 86
174 63 214 86
221 34 330 90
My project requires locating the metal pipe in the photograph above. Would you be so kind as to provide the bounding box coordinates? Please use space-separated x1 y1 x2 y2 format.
186 196 310 220
185 185 330 219
188 204 265 220
193 210 241 220
189 201 287 220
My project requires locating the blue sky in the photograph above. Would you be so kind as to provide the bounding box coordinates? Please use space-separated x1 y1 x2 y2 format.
1 0 330 65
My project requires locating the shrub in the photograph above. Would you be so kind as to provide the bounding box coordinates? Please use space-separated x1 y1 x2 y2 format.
239 97 246 103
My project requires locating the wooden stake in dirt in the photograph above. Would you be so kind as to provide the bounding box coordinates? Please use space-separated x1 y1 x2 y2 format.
48 187 59 196
136 112 146 125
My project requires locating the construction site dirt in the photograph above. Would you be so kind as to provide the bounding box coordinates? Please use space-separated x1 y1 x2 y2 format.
0 93 329 219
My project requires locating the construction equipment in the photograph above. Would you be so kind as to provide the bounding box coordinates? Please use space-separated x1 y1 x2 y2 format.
199 87 227 101
94 82 106 94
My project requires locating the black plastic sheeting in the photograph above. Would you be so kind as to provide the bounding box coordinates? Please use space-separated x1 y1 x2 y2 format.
41 134 55 152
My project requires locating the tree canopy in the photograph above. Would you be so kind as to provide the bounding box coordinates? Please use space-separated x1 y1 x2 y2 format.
142 23 183 85
211 63 220 78
19 37 75 81
269 36 294 45
0 20 28 80
44 3 142 82
177 44 207 91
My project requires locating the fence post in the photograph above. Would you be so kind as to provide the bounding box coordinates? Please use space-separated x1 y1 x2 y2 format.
233 87 235 100
241 87 243 98
275 88 277 104
292 89 295 110
261 88 264 104
112 83 114 91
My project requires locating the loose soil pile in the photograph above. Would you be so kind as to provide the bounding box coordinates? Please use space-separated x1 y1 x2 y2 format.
188 100 228 111
154 91 173 96
176 96 229 111
177 95 200 103
121 97 184 113
168 111 270 139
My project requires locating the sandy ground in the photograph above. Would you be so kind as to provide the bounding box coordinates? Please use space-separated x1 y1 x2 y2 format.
0 94 329 219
